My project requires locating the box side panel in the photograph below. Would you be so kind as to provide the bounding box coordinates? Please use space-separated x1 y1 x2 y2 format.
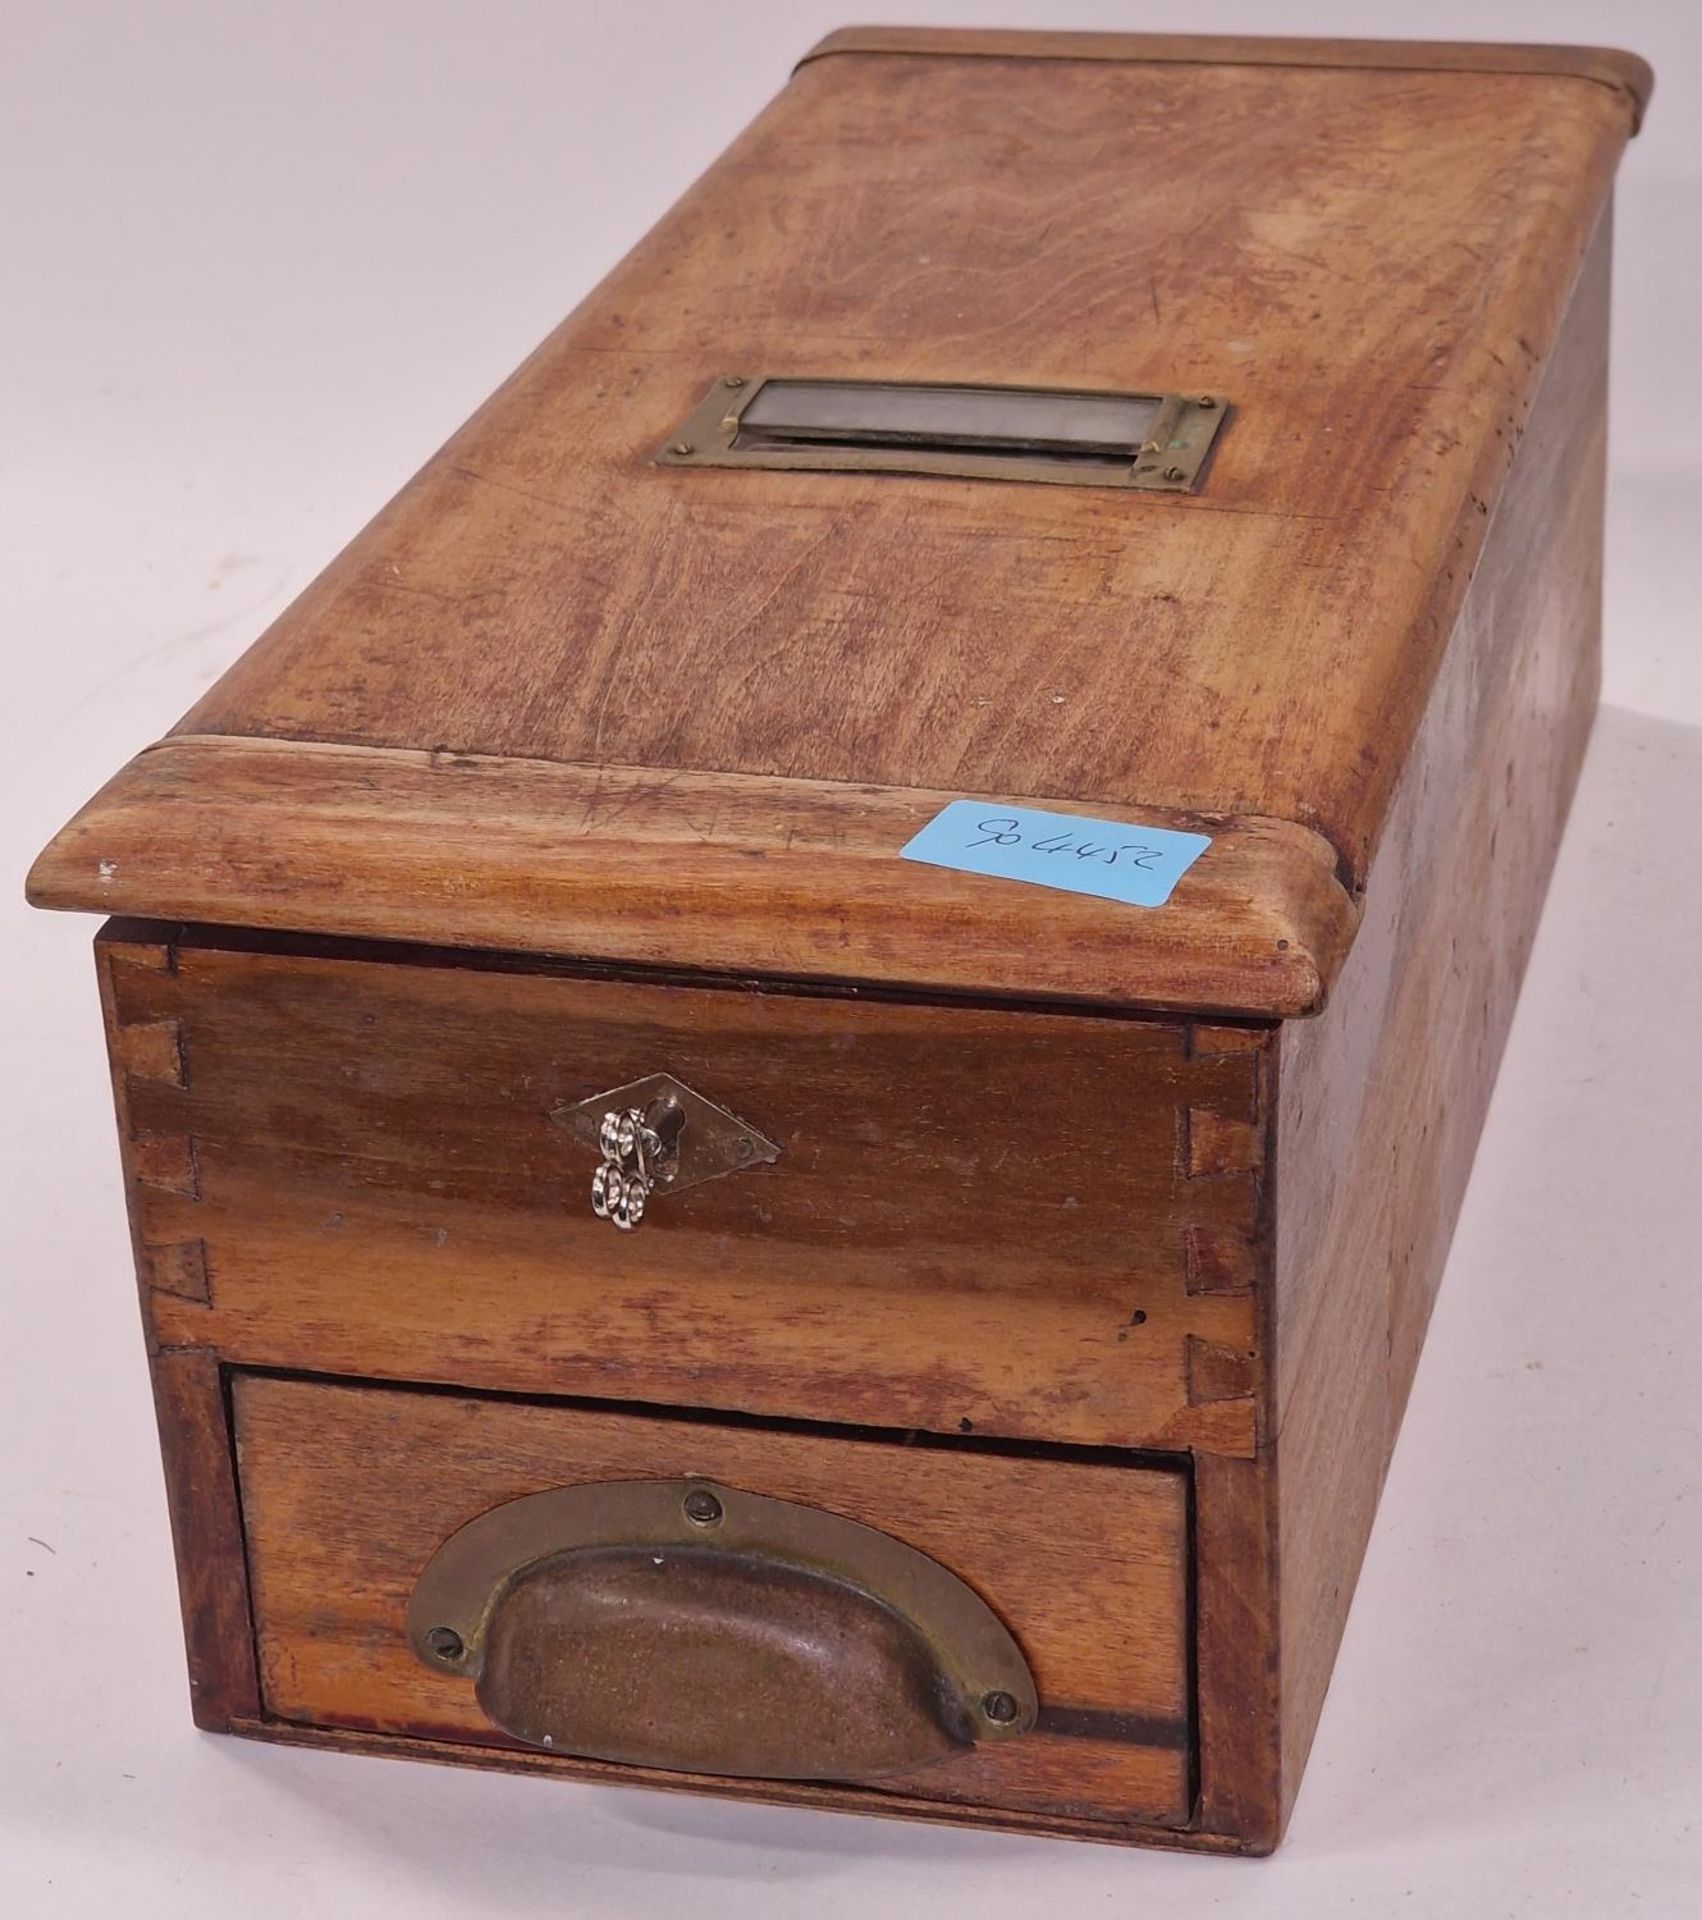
1193 1449 1282 1850
1271 208 1612 1823
100 934 1269 1457
143 1350 258 1727
96 928 260 1729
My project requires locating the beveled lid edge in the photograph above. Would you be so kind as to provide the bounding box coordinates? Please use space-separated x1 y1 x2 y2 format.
796 27 1653 133
25 733 1360 1021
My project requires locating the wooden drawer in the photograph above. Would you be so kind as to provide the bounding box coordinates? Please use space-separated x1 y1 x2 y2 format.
232 1373 1195 1828
110 930 1266 1454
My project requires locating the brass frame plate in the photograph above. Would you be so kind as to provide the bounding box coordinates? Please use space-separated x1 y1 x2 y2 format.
658 375 1229 492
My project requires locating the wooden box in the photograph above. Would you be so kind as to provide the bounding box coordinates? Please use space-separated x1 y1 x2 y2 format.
27 29 1651 1853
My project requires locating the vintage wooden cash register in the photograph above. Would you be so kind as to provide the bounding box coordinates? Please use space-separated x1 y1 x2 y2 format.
27 28 1651 1853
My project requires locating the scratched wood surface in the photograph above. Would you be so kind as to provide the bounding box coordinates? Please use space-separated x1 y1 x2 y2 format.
234 1375 1194 1827
105 927 1267 1457
1269 211 1613 1826
29 34 1635 1008
34 28 1647 1858
798 27 1653 128
94 935 262 1729
31 739 1352 1017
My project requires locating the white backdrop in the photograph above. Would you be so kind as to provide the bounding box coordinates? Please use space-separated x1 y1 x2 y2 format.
4 4 1699 1915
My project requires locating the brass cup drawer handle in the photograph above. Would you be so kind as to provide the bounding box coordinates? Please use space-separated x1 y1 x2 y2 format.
407 1478 1037 1782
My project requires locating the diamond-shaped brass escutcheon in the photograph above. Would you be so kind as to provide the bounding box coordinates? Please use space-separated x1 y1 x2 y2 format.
550 1073 779 1227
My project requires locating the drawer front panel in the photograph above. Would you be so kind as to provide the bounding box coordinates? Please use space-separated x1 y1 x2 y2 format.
109 931 1265 1453
233 1374 1195 1826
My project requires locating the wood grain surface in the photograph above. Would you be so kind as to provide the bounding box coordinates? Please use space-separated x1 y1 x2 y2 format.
140 1350 259 1728
1268 210 1613 1824
94 931 260 1728
105 927 1267 1456
233 1375 1194 1827
36 27 1644 1856
230 1715 1274 1851
798 27 1653 129
31 34 1634 1005
32 738 1354 1018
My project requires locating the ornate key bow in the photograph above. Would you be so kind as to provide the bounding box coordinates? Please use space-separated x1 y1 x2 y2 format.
589 1103 682 1231
552 1075 781 1231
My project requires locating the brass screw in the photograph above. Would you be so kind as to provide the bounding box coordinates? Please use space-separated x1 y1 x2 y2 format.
425 1625 465 1662
1163 465 1187 482
683 1488 724 1528
724 375 746 389
1197 395 1217 408
982 1690 1019 1725
672 441 695 456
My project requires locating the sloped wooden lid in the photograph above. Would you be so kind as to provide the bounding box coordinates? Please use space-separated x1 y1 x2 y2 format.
798 28 1654 132
29 30 1645 1015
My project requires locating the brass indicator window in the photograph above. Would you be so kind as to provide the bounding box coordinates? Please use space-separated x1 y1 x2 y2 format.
741 381 1162 456
660 376 1227 492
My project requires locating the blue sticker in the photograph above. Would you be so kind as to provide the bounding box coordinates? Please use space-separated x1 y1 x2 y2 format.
900 800 1210 909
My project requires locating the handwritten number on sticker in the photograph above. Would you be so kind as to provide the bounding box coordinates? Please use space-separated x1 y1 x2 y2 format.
970 818 1024 848
976 819 1164 870
901 801 1212 910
